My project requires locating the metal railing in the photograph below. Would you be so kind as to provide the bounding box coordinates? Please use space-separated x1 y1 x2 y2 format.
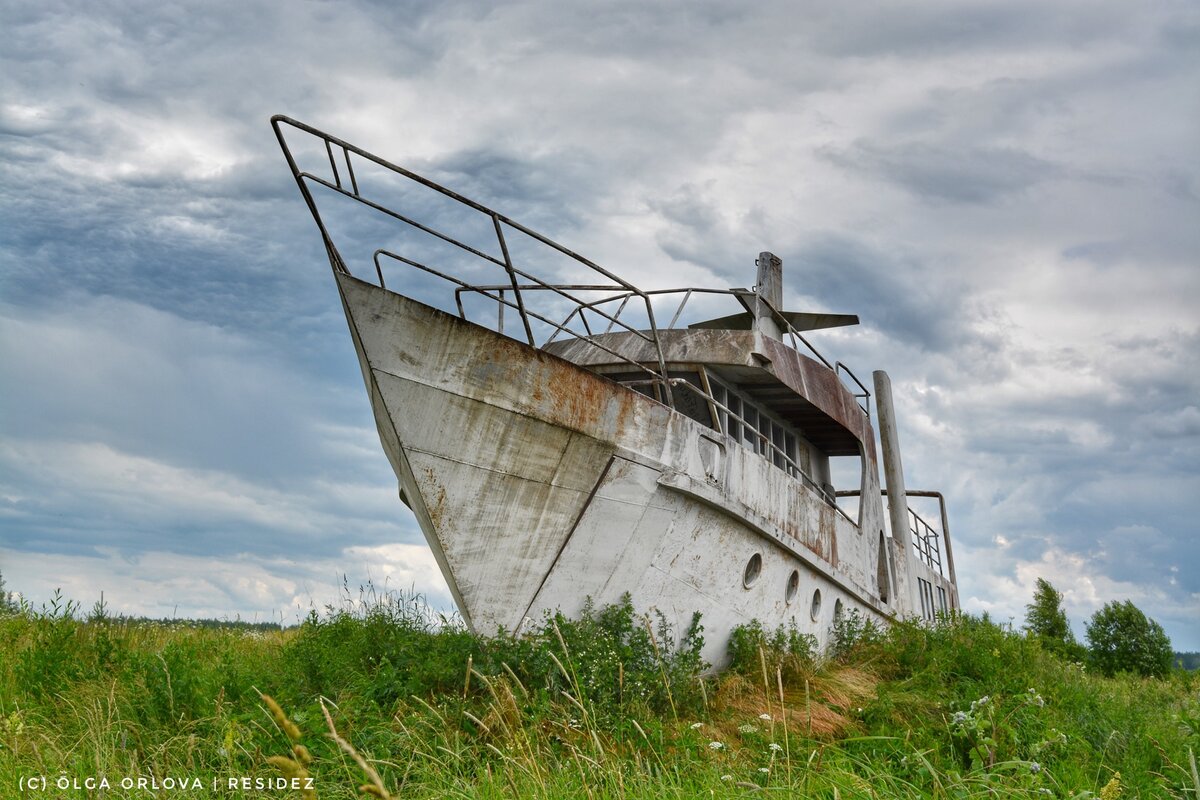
909 507 943 576
274 115 675 402
835 488 952 573
447 281 871 416
273 113 871 424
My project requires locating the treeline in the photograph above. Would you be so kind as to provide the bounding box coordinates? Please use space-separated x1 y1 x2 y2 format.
0 571 283 632
1176 651 1200 671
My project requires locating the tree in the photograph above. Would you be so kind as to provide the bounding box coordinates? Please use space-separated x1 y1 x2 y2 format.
1085 600 1173 678
1024 578 1084 660
0 569 17 614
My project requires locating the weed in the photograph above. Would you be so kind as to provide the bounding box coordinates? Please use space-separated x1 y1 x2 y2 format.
0 587 1195 798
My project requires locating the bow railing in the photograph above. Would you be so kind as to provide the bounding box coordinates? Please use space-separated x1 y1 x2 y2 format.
273 114 870 416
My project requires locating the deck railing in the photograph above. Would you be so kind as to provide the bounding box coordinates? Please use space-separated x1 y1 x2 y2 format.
273 114 870 419
909 507 943 576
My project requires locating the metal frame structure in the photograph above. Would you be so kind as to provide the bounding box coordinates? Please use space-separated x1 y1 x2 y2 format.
273 113 870 425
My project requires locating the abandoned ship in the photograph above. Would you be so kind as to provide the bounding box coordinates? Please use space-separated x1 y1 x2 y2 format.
272 115 960 666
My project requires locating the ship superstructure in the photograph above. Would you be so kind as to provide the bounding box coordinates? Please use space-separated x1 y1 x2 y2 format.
273 115 959 665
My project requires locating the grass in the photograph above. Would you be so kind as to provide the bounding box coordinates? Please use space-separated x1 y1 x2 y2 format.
0 587 1196 799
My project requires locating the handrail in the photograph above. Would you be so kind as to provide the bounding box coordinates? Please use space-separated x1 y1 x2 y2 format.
272 114 674 406
837 488 947 577
273 113 872 430
908 506 943 576
448 282 867 398
374 250 665 386
835 361 871 419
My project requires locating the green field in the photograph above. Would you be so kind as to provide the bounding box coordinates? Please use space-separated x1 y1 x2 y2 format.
1 589 1196 799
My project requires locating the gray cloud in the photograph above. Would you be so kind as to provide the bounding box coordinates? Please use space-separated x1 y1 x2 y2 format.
0 0 1196 647
822 141 1058 204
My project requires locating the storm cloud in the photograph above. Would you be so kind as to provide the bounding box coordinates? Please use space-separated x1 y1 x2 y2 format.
1 0 1196 647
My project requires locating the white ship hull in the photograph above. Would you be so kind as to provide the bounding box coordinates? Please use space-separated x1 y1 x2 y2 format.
339 273 907 665
271 115 959 668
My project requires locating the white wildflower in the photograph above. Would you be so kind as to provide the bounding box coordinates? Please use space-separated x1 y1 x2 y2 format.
758 767 770 774
768 743 783 752
758 713 772 721
720 775 733 782
690 722 703 730
1030 761 1041 774
708 741 724 750
738 724 758 734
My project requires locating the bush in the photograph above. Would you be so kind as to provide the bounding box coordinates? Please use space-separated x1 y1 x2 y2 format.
727 619 816 682
829 608 885 662
1085 600 1173 678
284 590 706 721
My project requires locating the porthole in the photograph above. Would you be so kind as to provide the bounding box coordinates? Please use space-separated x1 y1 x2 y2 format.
743 553 763 588
810 588 822 622
785 570 800 603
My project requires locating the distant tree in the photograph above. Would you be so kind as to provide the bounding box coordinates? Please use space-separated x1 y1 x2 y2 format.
1173 651 1200 671
1024 578 1083 660
0 569 17 614
1085 600 1173 678
1025 578 1071 640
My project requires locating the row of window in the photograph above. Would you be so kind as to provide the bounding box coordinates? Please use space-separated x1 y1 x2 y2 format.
616 370 845 508
708 380 813 480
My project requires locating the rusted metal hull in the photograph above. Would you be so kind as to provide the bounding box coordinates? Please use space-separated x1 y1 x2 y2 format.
338 272 906 665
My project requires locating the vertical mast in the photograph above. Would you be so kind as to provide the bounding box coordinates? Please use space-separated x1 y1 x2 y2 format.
753 251 784 340
873 370 917 616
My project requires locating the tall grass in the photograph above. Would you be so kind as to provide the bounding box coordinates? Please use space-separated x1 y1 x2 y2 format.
0 589 1196 798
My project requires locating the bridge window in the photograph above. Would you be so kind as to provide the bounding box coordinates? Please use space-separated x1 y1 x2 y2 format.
613 371 851 516
709 378 834 506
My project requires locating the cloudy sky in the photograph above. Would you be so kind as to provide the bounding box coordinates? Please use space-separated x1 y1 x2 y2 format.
1 1 1197 648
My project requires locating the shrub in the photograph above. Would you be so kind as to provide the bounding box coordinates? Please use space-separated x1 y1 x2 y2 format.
829 608 884 662
284 590 706 721
727 619 816 682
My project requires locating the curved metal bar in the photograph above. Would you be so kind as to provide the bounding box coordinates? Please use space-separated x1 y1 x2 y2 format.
835 361 872 419
492 215 534 346
298 172 509 270
278 115 864 423
274 115 649 295
270 117 347 275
